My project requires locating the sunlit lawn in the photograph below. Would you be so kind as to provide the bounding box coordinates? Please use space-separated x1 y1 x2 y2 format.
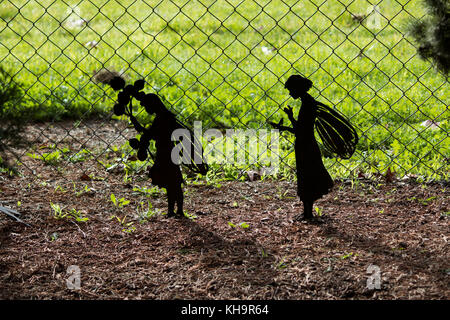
0 0 448 179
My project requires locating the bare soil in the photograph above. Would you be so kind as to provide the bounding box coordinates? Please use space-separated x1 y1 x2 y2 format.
0 120 448 299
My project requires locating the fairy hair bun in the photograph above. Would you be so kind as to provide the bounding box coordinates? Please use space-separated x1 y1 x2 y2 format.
285 75 313 92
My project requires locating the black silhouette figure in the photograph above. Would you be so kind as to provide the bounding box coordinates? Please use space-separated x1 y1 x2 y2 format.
134 94 185 217
110 77 208 217
270 75 358 220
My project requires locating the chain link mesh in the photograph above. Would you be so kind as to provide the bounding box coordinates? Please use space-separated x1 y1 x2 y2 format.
0 0 448 181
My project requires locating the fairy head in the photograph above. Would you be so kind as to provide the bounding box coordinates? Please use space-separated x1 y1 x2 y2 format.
284 75 313 99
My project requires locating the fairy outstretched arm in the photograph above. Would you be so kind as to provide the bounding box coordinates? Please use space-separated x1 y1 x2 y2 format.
269 118 295 133
283 105 297 127
127 100 155 140
269 105 296 133
130 114 145 133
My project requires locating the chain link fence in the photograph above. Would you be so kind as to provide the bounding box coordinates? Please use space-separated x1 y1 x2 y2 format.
0 0 448 182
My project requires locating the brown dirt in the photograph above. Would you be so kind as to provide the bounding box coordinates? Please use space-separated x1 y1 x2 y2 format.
0 120 448 299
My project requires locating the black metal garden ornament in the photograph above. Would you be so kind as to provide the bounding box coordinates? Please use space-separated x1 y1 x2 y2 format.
270 74 358 220
110 77 208 217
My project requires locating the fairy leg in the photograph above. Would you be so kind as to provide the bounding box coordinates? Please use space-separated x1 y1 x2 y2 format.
175 184 184 216
303 200 313 219
167 188 175 217
294 200 314 221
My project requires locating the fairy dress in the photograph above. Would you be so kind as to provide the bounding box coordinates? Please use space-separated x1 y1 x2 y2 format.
295 93 334 202
146 110 183 190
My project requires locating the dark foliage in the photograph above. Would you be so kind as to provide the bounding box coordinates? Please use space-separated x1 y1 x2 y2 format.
0 65 27 171
410 0 450 75
0 65 23 119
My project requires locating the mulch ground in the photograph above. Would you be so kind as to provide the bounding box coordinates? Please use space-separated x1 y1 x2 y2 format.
0 120 448 299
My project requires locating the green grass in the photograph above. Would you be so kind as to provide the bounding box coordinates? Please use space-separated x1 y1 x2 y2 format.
0 0 448 179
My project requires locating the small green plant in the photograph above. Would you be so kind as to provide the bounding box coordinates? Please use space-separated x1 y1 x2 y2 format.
418 196 437 205
132 186 162 198
73 183 93 197
386 188 397 196
111 214 136 233
110 193 130 208
276 257 288 269
136 200 159 222
54 185 67 193
340 252 358 260
27 148 69 166
314 206 325 217
49 202 88 222
350 177 360 191
408 196 437 205
183 212 198 220
260 247 268 258
68 208 89 222
68 148 91 163
49 232 59 241
50 202 69 219
277 187 295 200
228 221 250 229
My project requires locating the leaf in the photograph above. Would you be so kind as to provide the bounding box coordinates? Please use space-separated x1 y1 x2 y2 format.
120 198 130 206
239 222 250 228
49 232 59 241
385 167 395 183
80 173 91 181
340 252 354 260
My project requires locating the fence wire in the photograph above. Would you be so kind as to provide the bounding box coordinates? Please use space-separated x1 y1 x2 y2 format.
0 0 448 182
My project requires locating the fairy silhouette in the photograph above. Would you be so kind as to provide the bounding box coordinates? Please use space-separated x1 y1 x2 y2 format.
110 77 208 217
270 75 358 220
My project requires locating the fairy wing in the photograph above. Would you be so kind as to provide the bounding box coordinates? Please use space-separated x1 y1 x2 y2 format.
130 111 208 175
315 102 358 159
